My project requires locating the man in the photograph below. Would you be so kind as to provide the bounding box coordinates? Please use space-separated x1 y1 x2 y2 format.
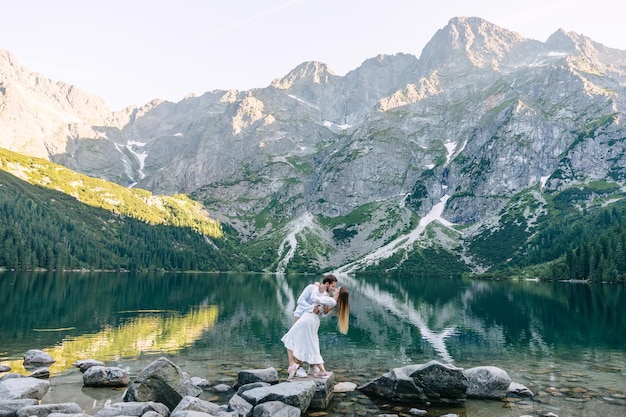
293 274 338 322
291 274 337 377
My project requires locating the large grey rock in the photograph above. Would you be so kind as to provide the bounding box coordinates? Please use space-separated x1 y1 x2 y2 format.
358 360 467 405
507 381 534 398
0 377 50 401
465 366 511 399
235 382 270 397
239 381 316 413
307 374 335 410
94 401 170 417
227 394 253 417
235 368 278 388
27 368 49 380
22 350 54 366
15 403 82 417
0 399 39 417
169 395 222 417
123 357 202 410
252 401 301 417
83 366 130 387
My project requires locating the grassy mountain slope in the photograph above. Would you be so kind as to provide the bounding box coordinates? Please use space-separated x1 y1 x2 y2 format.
465 181 626 282
0 148 261 271
2 143 625 278
0 147 222 238
0 169 236 271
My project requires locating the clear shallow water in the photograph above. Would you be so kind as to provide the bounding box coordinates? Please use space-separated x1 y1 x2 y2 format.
1 271 625 416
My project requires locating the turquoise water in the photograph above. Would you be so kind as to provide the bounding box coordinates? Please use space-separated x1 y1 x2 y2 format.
1 271 625 416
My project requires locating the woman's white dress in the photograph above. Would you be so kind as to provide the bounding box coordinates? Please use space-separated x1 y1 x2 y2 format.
281 287 337 364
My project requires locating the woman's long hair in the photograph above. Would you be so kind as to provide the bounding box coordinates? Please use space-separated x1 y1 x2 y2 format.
336 287 349 334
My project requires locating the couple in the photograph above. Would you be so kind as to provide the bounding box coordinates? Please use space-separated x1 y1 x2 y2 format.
281 274 350 380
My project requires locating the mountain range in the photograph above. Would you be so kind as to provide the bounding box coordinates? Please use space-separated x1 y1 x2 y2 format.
1 16 626 276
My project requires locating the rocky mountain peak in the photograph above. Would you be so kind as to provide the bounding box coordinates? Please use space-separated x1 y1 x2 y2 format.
544 28 580 54
0 49 122 158
543 28 626 75
418 16 528 73
270 61 336 89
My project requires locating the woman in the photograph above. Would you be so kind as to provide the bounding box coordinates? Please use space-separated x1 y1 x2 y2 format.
281 286 349 379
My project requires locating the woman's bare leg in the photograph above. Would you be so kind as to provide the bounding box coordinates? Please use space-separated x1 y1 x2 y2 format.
286 349 300 380
287 349 297 367
314 363 327 373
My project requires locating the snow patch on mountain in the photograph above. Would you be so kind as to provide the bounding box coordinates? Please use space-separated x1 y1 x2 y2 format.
288 94 319 110
126 141 148 174
323 120 351 130
336 273 456 363
276 212 324 273
334 195 454 274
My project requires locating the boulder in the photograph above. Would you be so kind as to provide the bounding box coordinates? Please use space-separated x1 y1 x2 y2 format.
27 368 49 380
507 381 534 398
235 368 278 388
0 366 10 373
252 401 301 417
170 395 223 417
94 401 170 417
465 366 511 399
239 381 316 413
15 403 82 417
235 382 270 397
22 350 54 366
0 399 39 417
123 357 202 410
83 366 130 388
227 394 253 417
308 374 334 410
0 377 50 401
358 360 467 405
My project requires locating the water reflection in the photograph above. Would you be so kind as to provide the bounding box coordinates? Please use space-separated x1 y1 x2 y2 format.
336 273 458 363
1 271 626 417
2 272 625 366
4 305 218 374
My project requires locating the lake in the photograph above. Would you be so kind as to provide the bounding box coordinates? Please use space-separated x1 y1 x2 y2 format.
1 271 625 416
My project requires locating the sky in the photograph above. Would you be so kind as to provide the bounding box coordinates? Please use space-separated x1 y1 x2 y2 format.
2 0 624 110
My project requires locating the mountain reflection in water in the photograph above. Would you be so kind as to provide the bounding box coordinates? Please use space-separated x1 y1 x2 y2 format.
1 271 625 417
5 305 218 374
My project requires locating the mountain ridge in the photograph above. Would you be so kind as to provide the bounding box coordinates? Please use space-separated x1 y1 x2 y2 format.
1 16 626 275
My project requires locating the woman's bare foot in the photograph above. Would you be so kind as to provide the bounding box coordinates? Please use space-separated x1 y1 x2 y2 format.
287 363 299 380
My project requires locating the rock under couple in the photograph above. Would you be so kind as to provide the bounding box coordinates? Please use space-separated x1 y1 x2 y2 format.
280 274 350 380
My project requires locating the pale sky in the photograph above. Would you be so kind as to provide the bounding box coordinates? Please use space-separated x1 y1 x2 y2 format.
2 0 623 110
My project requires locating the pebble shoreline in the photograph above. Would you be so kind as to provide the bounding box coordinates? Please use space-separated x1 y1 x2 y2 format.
2 350 626 417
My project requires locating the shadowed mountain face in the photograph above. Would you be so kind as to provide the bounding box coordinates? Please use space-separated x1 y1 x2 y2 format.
2 16 626 272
